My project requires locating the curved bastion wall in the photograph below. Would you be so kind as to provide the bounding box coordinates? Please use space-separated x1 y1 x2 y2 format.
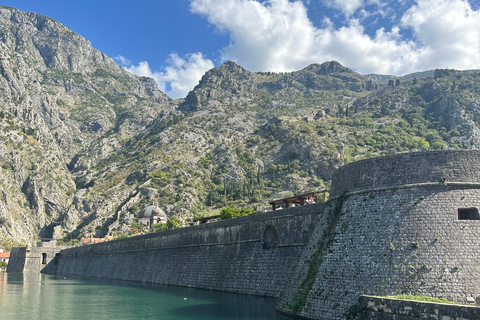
278 150 480 319
330 150 480 198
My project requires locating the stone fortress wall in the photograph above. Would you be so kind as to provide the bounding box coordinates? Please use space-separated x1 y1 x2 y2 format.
14 150 480 320
278 150 480 319
7 241 65 273
329 150 480 198
53 203 323 298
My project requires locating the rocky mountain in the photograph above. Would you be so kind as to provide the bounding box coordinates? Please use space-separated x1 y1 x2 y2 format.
1 6 480 248
0 6 170 246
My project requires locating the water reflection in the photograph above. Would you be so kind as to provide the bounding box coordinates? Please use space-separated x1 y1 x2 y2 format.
0 273 292 320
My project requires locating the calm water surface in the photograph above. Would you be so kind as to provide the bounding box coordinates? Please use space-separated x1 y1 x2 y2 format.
0 273 292 320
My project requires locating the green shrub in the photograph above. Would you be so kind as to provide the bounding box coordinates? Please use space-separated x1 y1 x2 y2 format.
166 217 182 229
130 221 144 233
128 205 139 215
151 223 167 232
0 238 23 252
219 206 254 220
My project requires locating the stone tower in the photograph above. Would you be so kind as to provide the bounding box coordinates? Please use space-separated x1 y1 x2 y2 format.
279 150 480 319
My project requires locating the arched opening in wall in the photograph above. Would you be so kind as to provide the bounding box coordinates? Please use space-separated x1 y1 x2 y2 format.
458 208 480 220
54 253 61 266
41 253 47 265
263 225 278 250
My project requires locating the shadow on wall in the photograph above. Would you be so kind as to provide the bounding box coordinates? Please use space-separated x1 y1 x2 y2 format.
42 252 61 274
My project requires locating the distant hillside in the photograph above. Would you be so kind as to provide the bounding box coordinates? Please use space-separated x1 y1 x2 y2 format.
1 6 480 247
365 69 480 83
364 70 435 83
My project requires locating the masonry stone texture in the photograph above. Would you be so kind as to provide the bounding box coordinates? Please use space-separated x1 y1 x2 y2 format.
360 296 480 320
11 150 480 320
278 150 480 319
53 204 322 298
7 241 65 273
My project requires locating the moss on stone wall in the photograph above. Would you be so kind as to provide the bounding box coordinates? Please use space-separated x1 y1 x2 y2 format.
290 194 347 313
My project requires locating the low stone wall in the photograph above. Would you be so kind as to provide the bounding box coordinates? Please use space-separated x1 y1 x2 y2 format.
7 242 65 273
360 295 480 320
53 203 324 298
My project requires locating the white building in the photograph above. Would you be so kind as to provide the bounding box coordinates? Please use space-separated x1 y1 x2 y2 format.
138 205 167 228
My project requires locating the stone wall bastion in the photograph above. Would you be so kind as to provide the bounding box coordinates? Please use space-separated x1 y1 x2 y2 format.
278 150 480 319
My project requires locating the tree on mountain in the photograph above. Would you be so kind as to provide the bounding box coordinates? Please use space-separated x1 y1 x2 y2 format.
166 217 183 229
220 207 254 220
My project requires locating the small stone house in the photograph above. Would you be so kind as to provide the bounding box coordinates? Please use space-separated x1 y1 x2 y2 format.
0 250 10 264
138 205 167 228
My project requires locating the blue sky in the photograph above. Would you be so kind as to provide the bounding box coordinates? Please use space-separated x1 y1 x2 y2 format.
3 0 480 98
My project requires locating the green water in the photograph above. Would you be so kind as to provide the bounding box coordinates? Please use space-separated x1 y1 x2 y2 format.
0 273 290 320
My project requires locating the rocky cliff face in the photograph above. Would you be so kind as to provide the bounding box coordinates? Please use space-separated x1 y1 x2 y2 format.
1 6 480 247
0 6 169 244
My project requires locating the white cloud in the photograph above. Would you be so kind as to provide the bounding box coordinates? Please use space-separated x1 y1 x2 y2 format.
190 0 480 75
123 53 214 99
114 55 131 66
125 61 154 78
323 0 364 17
401 0 480 70
191 0 319 72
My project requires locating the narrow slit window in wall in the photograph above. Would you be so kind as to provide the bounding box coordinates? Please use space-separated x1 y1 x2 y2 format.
41 253 47 265
54 253 61 266
458 208 480 220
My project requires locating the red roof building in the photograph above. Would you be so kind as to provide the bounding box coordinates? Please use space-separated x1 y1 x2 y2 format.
0 251 10 263
80 237 112 244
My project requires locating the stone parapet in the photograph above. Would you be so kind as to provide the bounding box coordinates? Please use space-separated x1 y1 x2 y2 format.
330 150 480 198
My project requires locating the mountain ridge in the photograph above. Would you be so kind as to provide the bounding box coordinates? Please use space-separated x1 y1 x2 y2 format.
1 6 480 247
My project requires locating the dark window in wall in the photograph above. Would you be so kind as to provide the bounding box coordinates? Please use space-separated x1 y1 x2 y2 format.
263 225 278 250
41 253 47 265
54 253 61 266
458 208 480 220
